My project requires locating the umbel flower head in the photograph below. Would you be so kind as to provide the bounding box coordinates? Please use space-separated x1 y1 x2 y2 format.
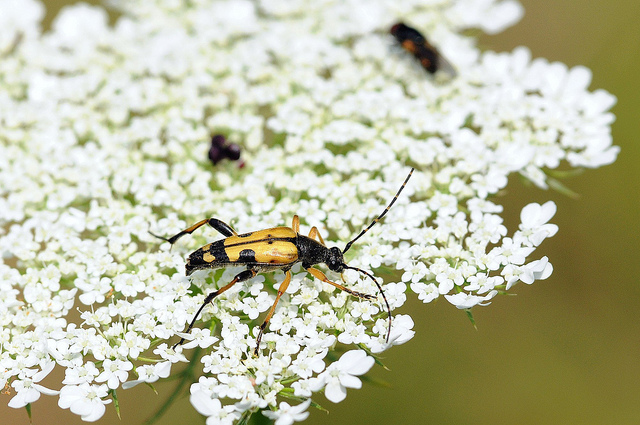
0 0 617 423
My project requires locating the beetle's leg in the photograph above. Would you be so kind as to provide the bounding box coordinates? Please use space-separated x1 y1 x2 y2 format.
308 227 326 246
151 218 238 245
305 267 375 300
254 269 292 356
173 268 256 349
291 215 300 233
208 218 238 237
292 215 326 246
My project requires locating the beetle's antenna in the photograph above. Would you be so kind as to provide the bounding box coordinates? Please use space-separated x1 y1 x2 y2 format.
343 265 392 342
343 168 414 254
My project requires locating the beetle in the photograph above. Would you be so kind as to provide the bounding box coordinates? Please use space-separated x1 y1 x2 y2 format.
151 168 414 355
390 22 456 76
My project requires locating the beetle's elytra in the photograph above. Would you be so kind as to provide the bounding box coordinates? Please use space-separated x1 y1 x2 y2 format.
151 168 414 355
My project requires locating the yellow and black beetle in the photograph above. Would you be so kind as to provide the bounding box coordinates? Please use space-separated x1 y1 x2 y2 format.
152 169 414 355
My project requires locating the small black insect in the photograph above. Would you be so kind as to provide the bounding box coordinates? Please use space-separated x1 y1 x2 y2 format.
390 22 456 76
208 134 243 167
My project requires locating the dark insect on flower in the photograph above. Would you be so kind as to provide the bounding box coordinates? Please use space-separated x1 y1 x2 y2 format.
390 22 456 76
208 134 243 166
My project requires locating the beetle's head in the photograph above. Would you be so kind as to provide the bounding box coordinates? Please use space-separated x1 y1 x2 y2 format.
326 246 345 273
390 22 404 39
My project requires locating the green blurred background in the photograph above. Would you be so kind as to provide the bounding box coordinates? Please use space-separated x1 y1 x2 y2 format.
3 0 639 424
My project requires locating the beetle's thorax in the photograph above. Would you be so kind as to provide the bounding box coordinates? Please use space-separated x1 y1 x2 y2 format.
296 235 344 272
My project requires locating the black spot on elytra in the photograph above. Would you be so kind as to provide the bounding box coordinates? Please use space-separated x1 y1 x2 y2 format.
238 249 256 263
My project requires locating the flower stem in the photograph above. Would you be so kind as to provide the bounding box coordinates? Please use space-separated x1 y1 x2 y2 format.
142 347 202 425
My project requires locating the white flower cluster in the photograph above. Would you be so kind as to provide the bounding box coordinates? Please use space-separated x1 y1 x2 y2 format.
0 0 618 423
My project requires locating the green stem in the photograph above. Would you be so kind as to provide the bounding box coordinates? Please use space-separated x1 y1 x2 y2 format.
142 347 202 425
110 389 121 419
